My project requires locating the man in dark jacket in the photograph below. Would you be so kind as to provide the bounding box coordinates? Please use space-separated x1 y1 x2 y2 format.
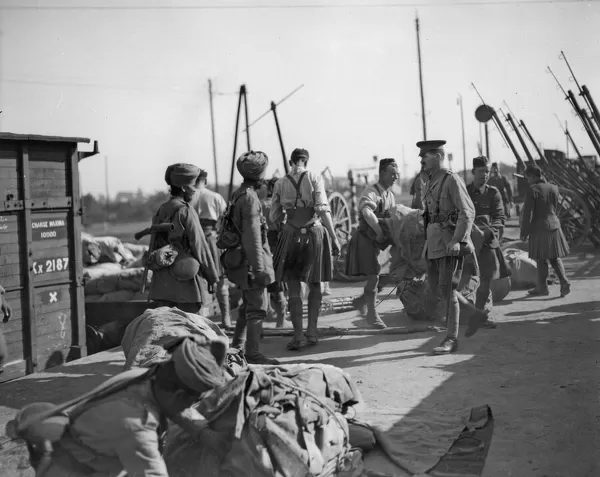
487 162 513 220
466 156 509 327
224 151 279 365
0 284 12 373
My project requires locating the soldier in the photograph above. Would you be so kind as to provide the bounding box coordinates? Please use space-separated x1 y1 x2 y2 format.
190 169 232 329
149 164 219 314
258 177 287 327
9 336 228 477
224 151 279 365
520 163 571 297
345 158 399 329
270 148 341 351
487 162 513 220
419 140 489 355
466 156 509 327
0 283 12 373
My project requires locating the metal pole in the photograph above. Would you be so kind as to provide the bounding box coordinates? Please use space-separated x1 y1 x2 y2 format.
565 120 569 158
519 119 545 162
491 111 525 171
208 79 219 191
242 85 251 151
228 86 244 200
271 102 289 174
485 123 490 159
582 85 600 130
416 14 427 140
458 94 467 182
568 90 600 156
104 155 109 230
505 112 534 163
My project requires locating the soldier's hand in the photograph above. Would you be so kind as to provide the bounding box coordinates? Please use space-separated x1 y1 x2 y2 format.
332 239 341 258
446 240 461 256
0 295 11 322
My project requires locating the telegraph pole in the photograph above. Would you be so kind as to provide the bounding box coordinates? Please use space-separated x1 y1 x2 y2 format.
208 79 219 191
458 94 467 182
415 13 427 140
104 155 109 231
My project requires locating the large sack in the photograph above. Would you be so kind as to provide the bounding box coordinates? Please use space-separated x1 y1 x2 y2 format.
84 273 120 295
117 267 148 291
82 232 102 265
83 262 123 281
94 236 135 264
163 364 363 477
121 306 227 370
504 248 538 289
491 276 511 302
122 242 148 259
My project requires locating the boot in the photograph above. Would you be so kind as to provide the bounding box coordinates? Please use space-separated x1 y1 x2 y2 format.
352 294 368 317
433 337 458 355
231 307 247 351
529 260 550 296
245 321 279 365
560 282 571 298
457 293 488 338
306 288 322 346
217 292 232 330
365 292 386 329
272 292 287 328
286 297 306 351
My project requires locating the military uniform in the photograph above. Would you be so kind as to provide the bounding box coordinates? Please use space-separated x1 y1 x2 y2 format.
466 157 509 315
11 337 228 477
191 179 232 328
270 148 336 350
345 158 398 328
149 196 218 313
409 171 428 210
521 165 571 297
224 151 279 365
488 163 513 220
420 140 487 354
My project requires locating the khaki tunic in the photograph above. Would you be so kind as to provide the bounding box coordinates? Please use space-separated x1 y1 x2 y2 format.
45 381 168 477
423 170 475 260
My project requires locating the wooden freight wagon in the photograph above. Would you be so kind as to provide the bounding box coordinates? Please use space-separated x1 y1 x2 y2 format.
0 133 98 383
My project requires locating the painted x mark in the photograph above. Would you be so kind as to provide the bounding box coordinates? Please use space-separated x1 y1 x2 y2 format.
49 292 58 303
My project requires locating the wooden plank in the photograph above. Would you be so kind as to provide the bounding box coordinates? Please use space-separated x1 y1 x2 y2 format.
30 212 69 242
1 274 23 288
31 238 69 251
0 133 90 143
20 144 37 374
0 242 20 254
0 253 21 265
0 360 27 383
0 214 18 233
69 144 86 359
0 282 27 382
30 197 72 210
0 233 19 244
28 145 67 163
29 166 67 176
30 180 67 190
0 264 21 278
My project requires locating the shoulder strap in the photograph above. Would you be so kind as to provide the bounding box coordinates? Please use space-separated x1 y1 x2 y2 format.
16 367 157 435
286 171 308 210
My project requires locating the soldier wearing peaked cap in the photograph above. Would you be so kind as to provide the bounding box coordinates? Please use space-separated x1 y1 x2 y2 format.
466 156 510 324
223 151 279 365
270 148 341 351
345 158 399 329
419 141 489 355
148 163 219 314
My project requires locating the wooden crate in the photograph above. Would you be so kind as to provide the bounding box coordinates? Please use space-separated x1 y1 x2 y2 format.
0 133 94 382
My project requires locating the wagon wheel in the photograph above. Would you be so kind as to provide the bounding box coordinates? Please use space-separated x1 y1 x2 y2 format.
556 187 591 249
329 192 352 243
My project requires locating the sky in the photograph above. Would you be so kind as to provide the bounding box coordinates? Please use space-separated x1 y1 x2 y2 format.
1 0 599 197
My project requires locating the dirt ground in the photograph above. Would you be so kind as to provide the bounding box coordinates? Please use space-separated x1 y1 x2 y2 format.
1 227 600 476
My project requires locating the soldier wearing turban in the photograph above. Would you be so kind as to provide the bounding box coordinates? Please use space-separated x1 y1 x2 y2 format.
345 158 399 329
269 148 341 351
189 169 231 329
224 151 279 365
148 163 219 313
8 336 228 477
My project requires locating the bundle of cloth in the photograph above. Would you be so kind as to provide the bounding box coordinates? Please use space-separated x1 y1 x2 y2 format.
383 204 500 322
163 363 364 477
81 232 140 266
83 266 151 302
121 306 245 373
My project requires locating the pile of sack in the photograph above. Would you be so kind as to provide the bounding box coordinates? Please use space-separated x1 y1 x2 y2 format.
82 232 151 302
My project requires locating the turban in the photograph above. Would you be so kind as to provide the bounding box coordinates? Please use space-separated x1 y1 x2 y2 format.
165 163 201 188
290 148 309 163
416 140 446 157
379 158 398 171
236 151 269 180
171 336 228 392
472 156 489 169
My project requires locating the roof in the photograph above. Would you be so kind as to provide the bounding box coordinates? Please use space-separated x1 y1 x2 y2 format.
0 132 90 143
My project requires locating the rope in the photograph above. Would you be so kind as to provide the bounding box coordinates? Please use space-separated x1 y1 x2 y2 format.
374 285 398 309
